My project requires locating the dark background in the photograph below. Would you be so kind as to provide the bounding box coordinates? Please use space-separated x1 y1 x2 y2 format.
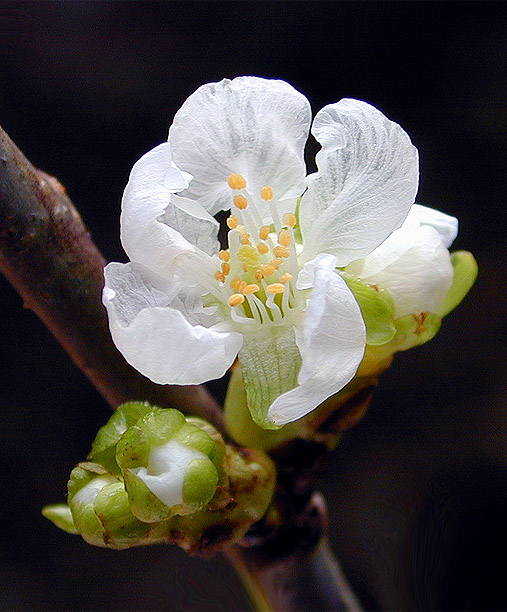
1 2 506 610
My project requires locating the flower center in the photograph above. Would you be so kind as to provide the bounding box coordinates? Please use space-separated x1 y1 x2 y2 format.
213 173 302 325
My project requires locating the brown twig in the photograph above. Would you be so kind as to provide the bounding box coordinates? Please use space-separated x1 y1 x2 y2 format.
0 124 223 431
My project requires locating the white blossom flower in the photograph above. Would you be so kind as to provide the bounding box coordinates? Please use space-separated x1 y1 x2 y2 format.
346 204 458 318
103 77 419 428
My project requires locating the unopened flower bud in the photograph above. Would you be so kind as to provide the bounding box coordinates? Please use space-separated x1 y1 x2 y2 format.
116 408 220 522
65 462 149 549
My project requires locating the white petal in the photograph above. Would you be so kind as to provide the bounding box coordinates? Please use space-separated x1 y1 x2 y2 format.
169 77 311 215
121 142 219 278
357 225 454 318
410 204 458 248
132 440 205 507
103 262 243 384
268 254 366 425
300 99 419 265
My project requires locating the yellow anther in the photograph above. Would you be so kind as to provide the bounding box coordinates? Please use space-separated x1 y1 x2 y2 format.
271 258 283 267
257 242 269 255
266 283 285 294
260 186 274 201
273 245 290 258
255 271 263 282
238 280 247 293
227 173 247 190
214 271 226 283
259 225 270 240
259 264 276 277
227 215 239 229
218 250 230 262
230 276 241 290
237 245 260 267
233 194 248 210
228 293 245 307
243 283 260 295
241 234 251 245
282 212 297 228
280 272 293 283
278 229 291 247
221 262 231 275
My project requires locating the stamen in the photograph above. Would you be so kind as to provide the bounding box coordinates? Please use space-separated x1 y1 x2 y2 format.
228 294 245 307
221 262 231 275
278 229 291 247
233 194 248 210
259 264 276 278
241 234 251 245
282 212 297 228
255 271 263 282
260 186 274 201
271 258 283 267
218 250 230 262
259 225 270 241
266 283 285 294
280 272 293 283
243 284 260 295
227 173 247 190
273 245 290 258
227 215 239 229
214 271 226 283
257 242 269 255
230 276 241 290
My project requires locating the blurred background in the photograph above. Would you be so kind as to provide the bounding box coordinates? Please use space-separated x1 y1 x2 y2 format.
0 2 505 610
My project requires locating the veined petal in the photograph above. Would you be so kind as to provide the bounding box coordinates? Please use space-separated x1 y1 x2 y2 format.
268 254 366 426
300 99 419 265
410 204 458 248
356 225 454 318
103 262 243 384
121 142 219 278
169 77 311 215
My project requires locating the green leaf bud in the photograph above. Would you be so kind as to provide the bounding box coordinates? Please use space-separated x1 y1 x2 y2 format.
440 250 478 317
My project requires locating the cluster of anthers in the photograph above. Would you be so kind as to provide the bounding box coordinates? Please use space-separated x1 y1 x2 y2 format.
212 173 301 325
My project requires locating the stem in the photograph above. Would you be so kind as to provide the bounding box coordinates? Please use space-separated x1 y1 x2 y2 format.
225 494 363 612
0 124 223 432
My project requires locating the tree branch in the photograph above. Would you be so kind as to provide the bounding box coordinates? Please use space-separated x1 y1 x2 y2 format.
0 124 223 431
226 494 363 612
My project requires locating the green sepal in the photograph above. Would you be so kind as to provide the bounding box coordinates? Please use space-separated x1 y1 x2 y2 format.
173 422 216 458
182 459 218 509
440 250 478 317
186 417 226 478
122 468 174 523
239 326 302 430
93 481 149 548
41 504 78 534
343 275 397 346
224 364 305 450
69 473 116 547
391 311 442 352
88 402 153 474
67 462 108 500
